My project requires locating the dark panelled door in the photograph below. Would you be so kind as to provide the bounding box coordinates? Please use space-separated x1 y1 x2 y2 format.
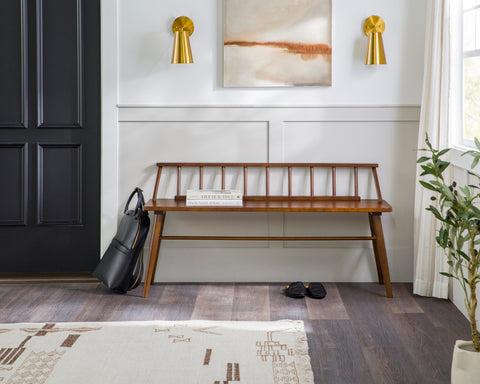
0 0 100 273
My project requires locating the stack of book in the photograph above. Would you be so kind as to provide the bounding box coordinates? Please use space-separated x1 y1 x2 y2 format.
186 189 243 206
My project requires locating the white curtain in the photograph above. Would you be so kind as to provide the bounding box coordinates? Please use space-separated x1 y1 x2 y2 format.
413 0 453 299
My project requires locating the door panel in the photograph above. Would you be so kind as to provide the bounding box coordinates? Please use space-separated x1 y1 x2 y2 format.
38 0 82 128
0 0 100 273
37 144 83 225
0 144 27 225
0 0 27 128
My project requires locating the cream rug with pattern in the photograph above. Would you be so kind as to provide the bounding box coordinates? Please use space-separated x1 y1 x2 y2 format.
0 320 314 384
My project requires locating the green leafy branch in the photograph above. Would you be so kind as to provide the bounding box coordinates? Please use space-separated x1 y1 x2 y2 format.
418 133 480 351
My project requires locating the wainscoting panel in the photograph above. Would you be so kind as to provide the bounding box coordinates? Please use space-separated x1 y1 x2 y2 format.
117 106 419 283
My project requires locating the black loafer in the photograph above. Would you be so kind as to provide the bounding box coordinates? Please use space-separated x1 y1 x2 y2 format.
307 282 327 299
284 281 307 298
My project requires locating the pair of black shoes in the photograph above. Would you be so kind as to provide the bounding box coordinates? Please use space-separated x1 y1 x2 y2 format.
284 281 327 299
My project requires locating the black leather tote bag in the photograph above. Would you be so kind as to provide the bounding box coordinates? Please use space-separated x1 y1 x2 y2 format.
93 188 150 293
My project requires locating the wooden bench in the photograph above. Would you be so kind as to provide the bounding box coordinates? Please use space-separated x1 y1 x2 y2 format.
142 162 393 298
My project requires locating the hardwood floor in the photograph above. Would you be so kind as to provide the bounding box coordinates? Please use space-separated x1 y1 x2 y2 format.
0 282 469 383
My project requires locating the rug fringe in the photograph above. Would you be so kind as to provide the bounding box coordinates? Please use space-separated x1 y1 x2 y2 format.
288 320 315 384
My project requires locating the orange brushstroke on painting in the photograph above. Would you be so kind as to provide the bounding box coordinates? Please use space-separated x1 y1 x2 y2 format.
224 41 332 55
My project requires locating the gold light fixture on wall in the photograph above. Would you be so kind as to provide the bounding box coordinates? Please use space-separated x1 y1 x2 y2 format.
171 16 194 64
363 15 386 65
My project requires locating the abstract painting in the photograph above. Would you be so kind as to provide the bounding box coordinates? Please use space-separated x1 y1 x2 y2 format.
224 0 332 87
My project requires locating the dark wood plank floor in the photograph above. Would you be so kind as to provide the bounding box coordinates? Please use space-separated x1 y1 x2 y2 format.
0 282 470 383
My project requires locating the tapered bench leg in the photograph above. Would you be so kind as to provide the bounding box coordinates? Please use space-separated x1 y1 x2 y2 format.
369 213 385 285
368 212 393 298
143 211 166 298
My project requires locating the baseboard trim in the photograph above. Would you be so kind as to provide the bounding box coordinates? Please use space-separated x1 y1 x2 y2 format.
0 273 97 283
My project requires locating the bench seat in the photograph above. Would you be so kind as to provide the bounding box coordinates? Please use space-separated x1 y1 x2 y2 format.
145 198 392 213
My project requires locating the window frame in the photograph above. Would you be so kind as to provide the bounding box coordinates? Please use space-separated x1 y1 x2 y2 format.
452 1 480 151
462 2 480 147
450 0 478 169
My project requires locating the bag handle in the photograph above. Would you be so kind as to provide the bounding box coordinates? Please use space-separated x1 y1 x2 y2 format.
124 187 145 214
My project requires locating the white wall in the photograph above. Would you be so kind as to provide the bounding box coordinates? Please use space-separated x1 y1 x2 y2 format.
118 0 427 106
102 0 427 283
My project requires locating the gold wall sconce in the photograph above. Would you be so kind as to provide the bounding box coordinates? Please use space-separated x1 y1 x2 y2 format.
171 16 194 64
363 15 386 65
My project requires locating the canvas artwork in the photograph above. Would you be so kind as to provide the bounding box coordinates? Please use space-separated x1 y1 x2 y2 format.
224 0 332 87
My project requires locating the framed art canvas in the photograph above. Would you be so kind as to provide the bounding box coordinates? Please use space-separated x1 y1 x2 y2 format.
224 0 332 87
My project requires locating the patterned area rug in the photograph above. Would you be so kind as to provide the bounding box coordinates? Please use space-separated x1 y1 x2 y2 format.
0 320 314 384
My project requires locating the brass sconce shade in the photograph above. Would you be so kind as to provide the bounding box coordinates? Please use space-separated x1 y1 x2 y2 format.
363 15 386 65
172 16 194 64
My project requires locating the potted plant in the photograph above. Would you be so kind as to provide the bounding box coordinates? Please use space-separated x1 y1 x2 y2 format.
417 134 480 382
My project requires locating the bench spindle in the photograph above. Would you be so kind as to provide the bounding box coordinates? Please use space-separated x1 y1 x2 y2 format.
332 166 337 196
199 166 203 190
243 166 248 196
177 166 182 197
354 167 359 197
288 167 292 196
266 166 270 196
153 166 163 203
372 167 383 201
222 166 226 189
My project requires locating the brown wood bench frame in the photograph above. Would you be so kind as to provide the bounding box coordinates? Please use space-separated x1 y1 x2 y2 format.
142 163 393 298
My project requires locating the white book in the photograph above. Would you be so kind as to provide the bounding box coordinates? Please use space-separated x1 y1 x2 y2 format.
186 189 243 200
186 199 243 206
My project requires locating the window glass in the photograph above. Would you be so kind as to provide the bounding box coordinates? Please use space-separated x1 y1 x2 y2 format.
464 10 475 51
464 0 480 10
464 56 480 141
477 9 480 49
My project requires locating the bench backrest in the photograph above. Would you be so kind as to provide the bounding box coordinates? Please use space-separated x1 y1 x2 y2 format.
151 162 384 202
